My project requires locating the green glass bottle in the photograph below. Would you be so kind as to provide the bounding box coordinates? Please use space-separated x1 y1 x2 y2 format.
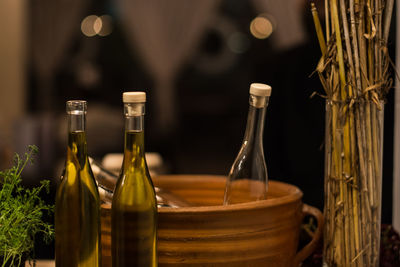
112 92 158 267
55 100 101 267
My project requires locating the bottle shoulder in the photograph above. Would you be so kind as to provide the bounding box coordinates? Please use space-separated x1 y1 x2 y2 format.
57 160 100 198
233 143 266 165
230 146 267 179
115 169 154 192
113 170 156 209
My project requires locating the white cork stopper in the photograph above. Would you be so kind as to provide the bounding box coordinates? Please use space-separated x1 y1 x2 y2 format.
123 92 146 103
249 83 272 97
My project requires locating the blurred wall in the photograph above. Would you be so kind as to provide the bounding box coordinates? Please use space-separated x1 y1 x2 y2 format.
393 1 400 233
0 0 26 154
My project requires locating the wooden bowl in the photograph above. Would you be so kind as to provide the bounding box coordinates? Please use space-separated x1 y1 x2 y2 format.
101 175 323 267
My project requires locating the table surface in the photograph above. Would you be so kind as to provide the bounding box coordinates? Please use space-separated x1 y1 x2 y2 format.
25 260 54 267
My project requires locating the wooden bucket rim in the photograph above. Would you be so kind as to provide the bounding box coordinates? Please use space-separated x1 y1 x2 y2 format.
101 175 303 213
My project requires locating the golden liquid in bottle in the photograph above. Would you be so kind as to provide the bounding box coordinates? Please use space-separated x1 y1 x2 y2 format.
55 131 101 267
112 131 157 267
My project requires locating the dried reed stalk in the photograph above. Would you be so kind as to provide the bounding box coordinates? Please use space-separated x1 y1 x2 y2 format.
311 0 393 266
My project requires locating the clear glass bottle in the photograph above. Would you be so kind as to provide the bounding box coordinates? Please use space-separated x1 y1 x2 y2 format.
55 100 101 266
111 92 158 267
223 83 272 205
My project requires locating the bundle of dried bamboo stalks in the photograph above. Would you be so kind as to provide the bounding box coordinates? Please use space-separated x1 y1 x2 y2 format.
311 0 394 266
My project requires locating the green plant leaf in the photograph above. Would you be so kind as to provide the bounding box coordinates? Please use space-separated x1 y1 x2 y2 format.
0 145 54 264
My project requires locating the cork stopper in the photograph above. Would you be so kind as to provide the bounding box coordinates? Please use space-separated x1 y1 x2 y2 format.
123 92 146 103
249 83 272 97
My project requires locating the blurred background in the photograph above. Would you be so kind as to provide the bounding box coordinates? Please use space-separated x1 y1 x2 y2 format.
0 0 396 259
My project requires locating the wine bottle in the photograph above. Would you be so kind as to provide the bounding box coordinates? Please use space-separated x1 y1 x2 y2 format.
55 100 101 266
112 92 158 267
90 157 190 207
223 83 272 205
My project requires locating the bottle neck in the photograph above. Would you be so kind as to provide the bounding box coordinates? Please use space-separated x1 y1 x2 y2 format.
68 112 86 132
124 102 145 132
123 103 146 169
243 95 269 147
125 116 144 132
67 113 88 166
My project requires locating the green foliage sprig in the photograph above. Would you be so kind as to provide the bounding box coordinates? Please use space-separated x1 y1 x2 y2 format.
0 145 54 267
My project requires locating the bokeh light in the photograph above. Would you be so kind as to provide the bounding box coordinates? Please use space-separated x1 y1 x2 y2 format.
81 15 99 37
93 16 102 35
227 32 250 54
81 15 113 37
250 15 274 39
97 15 113 36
